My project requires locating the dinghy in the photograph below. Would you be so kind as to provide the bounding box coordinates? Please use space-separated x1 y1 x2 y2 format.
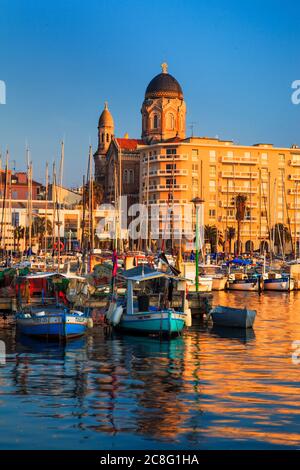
208 305 256 329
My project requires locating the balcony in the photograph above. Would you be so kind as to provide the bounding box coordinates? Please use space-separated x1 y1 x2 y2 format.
143 154 188 163
288 174 300 181
143 169 188 177
221 155 258 165
148 184 188 192
288 188 300 195
219 200 258 208
289 160 300 167
221 186 257 194
221 171 258 179
221 215 257 222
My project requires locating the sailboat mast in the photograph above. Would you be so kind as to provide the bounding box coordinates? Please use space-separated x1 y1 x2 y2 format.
44 162 49 254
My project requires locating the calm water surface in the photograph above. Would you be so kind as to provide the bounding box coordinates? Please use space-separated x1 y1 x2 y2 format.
1 291 300 450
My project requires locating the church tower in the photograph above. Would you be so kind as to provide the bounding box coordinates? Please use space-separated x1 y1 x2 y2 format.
94 102 114 184
141 63 186 144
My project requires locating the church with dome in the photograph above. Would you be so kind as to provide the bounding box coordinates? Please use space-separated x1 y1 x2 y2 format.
93 63 186 206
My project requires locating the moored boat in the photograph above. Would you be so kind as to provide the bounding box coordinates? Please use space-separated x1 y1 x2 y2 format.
208 305 256 329
263 272 294 291
227 272 262 291
16 306 90 339
105 269 189 337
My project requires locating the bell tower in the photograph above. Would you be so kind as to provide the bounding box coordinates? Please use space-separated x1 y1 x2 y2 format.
94 102 114 184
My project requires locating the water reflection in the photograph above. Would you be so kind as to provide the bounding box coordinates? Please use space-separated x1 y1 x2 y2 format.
1 291 300 449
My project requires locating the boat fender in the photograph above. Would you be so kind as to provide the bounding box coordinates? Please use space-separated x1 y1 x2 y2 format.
87 318 94 329
184 299 192 327
111 305 123 326
106 301 116 322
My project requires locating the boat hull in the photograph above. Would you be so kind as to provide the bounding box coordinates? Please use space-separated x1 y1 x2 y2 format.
210 306 256 329
118 311 186 336
263 278 294 291
212 277 227 291
227 279 259 291
16 314 88 339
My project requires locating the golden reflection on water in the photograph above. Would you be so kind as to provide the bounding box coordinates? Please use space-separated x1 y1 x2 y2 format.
1 291 300 449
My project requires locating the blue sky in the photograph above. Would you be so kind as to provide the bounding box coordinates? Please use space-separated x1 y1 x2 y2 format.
0 0 299 186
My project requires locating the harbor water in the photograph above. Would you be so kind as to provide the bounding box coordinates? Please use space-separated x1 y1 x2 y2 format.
1 291 300 450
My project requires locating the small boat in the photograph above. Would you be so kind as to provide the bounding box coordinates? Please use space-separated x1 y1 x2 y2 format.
16 306 89 339
208 305 256 329
263 272 294 291
105 268 189 337
226 272 262 291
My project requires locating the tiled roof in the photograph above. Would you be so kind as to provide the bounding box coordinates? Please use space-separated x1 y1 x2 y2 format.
116 138 143 151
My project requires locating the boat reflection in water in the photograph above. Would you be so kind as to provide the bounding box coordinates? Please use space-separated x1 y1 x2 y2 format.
1 289 300 449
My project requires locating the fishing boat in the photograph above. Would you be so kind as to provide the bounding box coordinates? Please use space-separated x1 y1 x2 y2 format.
16 306 89 339
263 271 294 291
208 305 256 329
105 269 189 337
15 271 92 339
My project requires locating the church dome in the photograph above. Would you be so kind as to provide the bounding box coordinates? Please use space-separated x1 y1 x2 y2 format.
98 102 114 128
145 63 183 100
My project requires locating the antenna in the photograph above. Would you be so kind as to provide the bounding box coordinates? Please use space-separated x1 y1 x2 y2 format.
188 121 197 137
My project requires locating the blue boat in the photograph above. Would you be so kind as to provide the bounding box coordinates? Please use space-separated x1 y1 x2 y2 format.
106 269 189 337
16 306 89 339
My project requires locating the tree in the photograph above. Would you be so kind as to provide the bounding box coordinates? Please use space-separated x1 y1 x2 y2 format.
235 194 247 255
226 226 236 254
82 181 104 210
32 216 52 250
204 225 218 253
271 223 291 254
14 226 25 252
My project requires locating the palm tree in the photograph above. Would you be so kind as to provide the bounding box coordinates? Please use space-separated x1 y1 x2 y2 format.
235 194 247 255
82 181 104 209
226 226 236 254
204 225 218 253
272 223 291 254
14 226 25 253
32 216 52 251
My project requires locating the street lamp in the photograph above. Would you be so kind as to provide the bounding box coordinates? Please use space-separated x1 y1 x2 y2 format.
191 197 204 292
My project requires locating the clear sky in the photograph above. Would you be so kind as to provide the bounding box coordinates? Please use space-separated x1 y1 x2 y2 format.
0 0 299 186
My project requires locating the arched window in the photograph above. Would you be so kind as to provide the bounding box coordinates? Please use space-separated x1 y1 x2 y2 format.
106 133 109 142
124 169 128 183
153 114 158 129
168 113 175 130
101 133 104 143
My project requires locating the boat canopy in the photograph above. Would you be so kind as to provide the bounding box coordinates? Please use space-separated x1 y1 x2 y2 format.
227 258 252 266
121 267 187 283
18 272 86 281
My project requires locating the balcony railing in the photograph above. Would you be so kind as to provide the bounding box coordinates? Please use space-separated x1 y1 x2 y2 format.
221 171 258 179
143 169 188 177
143 154 188 163
148 184 188 192
221 186 257 194
221 155 258 164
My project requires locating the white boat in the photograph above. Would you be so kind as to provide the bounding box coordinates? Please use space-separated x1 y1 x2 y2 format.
227 272 262 291
208 305 256 329
180 262 213 292
199 264 227 290
263 272 294 291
